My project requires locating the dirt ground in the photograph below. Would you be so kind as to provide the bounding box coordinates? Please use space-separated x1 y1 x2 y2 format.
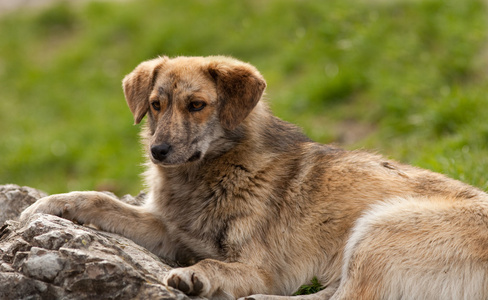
0 0 59 14
0 0 122 15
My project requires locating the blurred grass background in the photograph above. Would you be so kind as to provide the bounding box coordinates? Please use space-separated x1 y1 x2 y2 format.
1 0 488 196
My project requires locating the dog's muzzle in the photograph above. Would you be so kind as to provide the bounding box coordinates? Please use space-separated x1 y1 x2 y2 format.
151 143 172 162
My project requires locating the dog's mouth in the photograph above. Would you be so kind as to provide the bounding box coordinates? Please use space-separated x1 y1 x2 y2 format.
187 151 202 162
150 149 203 166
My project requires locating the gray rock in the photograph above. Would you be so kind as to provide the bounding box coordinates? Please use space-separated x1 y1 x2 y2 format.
0 184 200 300
22 247 66 282
0 184 47 224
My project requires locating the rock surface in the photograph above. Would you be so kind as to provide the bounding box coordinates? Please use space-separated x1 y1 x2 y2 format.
0 184 47 224
0 184 198 300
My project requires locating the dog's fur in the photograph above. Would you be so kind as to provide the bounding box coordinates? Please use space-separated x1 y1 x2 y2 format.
21 56 488 299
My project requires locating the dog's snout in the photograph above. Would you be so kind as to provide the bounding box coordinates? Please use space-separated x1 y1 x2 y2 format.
151 143 172 161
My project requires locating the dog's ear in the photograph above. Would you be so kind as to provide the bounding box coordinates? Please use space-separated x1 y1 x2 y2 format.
122 57 166 124
208 60 266 131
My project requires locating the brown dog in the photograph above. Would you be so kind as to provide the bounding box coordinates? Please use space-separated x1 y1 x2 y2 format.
21 56 488 299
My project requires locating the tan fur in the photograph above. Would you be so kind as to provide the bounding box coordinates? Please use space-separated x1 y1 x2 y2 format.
21 56 488 300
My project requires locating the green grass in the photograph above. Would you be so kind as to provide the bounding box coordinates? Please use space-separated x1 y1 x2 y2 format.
293 277 325 296
1 0 488 195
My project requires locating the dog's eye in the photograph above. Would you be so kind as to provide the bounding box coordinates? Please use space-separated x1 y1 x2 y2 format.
151 101 161 111
188 101 206 112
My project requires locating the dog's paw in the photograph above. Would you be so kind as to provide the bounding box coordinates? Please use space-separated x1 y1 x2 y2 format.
237 295 283 300
19 193 79 224
164 268 211 296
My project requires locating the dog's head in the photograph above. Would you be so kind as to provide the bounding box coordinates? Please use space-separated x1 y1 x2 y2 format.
122 56 266 166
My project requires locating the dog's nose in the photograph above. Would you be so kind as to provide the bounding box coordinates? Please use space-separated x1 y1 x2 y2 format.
151 143 172 161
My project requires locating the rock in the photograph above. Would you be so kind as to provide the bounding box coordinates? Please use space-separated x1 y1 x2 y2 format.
0 184 200 300
0 184 47 224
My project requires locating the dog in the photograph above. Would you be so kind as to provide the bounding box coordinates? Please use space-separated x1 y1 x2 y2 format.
21 56 488 299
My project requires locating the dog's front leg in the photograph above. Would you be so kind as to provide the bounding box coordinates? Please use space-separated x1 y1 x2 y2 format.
164 259 274 299
19 191 167 252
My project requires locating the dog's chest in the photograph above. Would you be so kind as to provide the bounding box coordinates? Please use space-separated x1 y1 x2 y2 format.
161 163 275 258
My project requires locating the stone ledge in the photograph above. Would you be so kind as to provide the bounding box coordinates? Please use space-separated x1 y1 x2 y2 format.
0 184 201 300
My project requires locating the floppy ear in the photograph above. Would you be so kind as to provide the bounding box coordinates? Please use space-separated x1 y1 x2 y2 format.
122 57 166 124
208 61 266 130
